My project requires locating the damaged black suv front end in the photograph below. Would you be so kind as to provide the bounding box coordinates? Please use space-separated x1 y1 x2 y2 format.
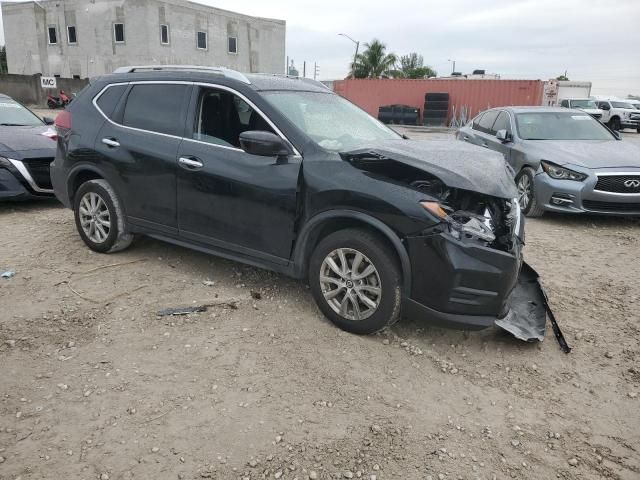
341 140 548 342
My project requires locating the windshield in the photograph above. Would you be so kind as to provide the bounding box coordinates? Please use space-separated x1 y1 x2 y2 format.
570 99 597 109
516 112 615 140
263 91 400 151
0 98 43 126
611 101 635 109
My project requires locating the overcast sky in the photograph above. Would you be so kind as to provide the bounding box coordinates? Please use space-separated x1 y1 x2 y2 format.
1 0 638 96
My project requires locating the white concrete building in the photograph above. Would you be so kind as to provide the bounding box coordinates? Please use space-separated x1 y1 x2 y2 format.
1 0 286 78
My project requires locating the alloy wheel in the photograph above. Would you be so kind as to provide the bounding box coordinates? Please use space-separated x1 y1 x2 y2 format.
319 248 382 321
517 174 532 211
79 192 111 243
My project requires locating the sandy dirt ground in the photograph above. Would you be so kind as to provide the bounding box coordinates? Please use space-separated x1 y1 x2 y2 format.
1 127 639 480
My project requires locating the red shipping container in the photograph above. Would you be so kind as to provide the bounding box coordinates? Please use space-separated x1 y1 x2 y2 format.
333 78 545 123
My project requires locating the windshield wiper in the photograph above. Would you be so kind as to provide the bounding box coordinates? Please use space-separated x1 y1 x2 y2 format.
0 123 29 126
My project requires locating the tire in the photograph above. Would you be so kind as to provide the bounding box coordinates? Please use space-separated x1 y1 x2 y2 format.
425 92 449 101
424 101 450 110
516 167 544 217
423 110 449 118
608 117 620 131
73 179 134 253
308 228 402 335
636 128 639 134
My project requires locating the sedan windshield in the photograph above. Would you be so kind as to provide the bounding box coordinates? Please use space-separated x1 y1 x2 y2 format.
570 99 597 109
0 98 43 126
516 112 615 140
263 91 400 152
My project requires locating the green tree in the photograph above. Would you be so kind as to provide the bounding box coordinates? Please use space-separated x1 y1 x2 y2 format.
396 53 437 79
0 46 7 74
556 73 569 81
351 39 397 79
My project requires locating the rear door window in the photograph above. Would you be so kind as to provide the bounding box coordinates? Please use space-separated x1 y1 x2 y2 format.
477 110 499 134
122 84 190 136
96 84 127 119
472 113 484 131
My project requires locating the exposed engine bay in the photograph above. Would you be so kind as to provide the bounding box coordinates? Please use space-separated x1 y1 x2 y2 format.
345 154 521 253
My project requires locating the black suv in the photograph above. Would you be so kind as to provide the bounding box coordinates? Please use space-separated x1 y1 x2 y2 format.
51 66 541 338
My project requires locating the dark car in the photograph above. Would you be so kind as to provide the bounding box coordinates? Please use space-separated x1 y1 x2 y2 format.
457 107 640 217
0 94 57 200
51 65 545 339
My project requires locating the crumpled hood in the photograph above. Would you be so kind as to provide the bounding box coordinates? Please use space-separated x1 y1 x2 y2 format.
343 139 518 199
522 139 640 169
0 125 56 159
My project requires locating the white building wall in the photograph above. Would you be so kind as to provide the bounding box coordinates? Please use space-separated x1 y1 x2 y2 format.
2 0 286 78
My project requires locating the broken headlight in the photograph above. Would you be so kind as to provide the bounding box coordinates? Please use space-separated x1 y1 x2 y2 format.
421 201 496 243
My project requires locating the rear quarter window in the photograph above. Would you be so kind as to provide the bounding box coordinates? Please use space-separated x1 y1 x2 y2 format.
95 84 127 119
122 84 190 136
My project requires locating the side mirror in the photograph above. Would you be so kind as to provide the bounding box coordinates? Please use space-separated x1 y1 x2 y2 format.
239 131 294 157
600 104 610 111
42 116 55 125
496 129 511 143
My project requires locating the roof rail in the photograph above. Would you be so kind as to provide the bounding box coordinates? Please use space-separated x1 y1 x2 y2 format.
249 72 330 90
112 65 251 84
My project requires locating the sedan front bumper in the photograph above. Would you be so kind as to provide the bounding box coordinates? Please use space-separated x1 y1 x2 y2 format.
534 168 640 216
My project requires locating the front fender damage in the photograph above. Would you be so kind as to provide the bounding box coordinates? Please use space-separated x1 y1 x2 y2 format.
496 262 571 353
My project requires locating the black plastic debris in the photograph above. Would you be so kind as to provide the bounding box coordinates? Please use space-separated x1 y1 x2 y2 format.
495 262 571 353
157 305 208 316
157 301 238 317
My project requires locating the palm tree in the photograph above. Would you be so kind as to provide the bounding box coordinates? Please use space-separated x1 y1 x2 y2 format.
351 39 397 79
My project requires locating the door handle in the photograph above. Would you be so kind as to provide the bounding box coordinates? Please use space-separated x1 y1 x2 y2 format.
178 157 204 169
101 137 120 148
481 143 489 148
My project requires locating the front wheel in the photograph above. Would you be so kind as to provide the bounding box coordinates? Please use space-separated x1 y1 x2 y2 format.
308 229 402 334
516 167 545 217
73 179 134 253
608 117 621 131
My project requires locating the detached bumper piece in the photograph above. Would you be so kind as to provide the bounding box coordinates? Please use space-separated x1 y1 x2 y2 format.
496 262 571 353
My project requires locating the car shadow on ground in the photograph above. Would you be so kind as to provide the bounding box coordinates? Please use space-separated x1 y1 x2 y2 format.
0 198 62 216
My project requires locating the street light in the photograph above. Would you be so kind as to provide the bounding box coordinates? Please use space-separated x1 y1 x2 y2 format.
339 33 360 78
448 59 456 75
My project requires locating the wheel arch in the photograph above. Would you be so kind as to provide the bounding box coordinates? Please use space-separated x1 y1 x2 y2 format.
66 165 107 204
292 210 412 295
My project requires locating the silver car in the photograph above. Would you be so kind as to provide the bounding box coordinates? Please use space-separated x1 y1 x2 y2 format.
456 106 640 217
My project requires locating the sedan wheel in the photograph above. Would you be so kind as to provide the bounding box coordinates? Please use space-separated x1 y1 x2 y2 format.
319 248 382 321
517 174 532 211
79 192 111 243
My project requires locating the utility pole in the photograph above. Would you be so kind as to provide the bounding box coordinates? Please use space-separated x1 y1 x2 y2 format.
314 62 319 80
448 59 456 74
339 33 360 78
303 61 306 78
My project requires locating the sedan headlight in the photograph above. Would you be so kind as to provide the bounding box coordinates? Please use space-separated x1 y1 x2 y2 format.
540 161 587 181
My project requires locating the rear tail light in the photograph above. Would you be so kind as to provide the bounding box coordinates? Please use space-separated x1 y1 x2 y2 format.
50 110 72 142
54 110 72 130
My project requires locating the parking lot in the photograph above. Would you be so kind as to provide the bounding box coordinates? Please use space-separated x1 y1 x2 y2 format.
0 126 638 480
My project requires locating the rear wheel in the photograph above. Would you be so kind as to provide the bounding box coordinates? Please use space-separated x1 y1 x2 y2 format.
74 179 133 253
516 167 545 217
308 229 402 334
